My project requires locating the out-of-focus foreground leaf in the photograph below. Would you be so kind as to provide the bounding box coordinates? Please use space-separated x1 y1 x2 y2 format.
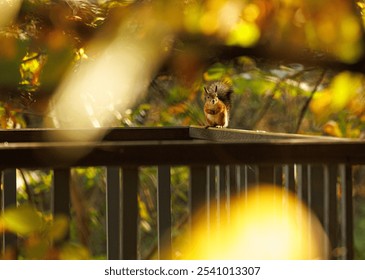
1 204 43 236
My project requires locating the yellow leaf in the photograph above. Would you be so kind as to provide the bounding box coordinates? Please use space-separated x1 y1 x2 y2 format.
47 215 69 242
59 243 90 260
2 204 44 236
226 20 260 47
309 89 332 118
323 121 343 137
330 71 362 111
138 197 150 222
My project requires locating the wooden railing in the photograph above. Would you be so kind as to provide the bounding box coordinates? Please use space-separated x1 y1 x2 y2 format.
1 126 365 259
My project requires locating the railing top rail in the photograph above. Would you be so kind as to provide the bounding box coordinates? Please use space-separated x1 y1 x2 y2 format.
0 126 364 168
0 126 192 142
1 137 365 168
189 126 353 142
0 125 357 142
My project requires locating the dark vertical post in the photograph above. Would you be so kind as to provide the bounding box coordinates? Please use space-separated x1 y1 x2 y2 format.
341 165 354 260
52 169 71 242
235 166 242 196
297 164 309 204
2 169 17 208
218 166 229 224
207 166 217 234
189 166 208 245
308 165 325 226
229 165 238 197
2 169 17 253
157 165 172 260
243 165 258 200
325 164 338 259
106 167 121 260
52 169 71 217
258 165 274 185
273 165 283 187
296 164 310 257
121 167 138 260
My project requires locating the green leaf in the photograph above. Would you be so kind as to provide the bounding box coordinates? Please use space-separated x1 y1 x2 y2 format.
2 204 44 236
204 63 227 81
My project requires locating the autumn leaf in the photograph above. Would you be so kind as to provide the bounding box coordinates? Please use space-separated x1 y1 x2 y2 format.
309 89 332 119
323 121 343 137
2 204 44 236
47 215 69 242
330 71 362 111
59 243 90 260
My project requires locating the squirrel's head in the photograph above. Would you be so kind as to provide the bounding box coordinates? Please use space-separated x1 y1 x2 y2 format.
204 85 218 105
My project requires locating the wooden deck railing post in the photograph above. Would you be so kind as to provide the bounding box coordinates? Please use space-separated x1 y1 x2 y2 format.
106 167 121 260
121 167 138 260
340 164 354 260
1 169 17 254
189 166 208 248
323 164 338 258
52 168 71 241
157 165 172 260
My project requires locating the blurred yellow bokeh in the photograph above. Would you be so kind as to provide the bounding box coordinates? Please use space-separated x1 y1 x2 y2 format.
0 0 22 28
184 185 329 259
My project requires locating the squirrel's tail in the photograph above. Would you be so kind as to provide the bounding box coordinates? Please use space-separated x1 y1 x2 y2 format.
207 80 233 111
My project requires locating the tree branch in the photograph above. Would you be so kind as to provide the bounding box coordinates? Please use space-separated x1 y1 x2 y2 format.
295 69 327 133
250 67 318 129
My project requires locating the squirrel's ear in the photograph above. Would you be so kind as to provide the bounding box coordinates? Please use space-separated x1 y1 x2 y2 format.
204 87 208 94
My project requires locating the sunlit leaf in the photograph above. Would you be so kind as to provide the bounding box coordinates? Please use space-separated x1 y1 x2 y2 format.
226 21 260 47
309 89 332 118
138 197 150 222
2 204 44 236
330 72 363 111
323 121 343 137
19 52 47 88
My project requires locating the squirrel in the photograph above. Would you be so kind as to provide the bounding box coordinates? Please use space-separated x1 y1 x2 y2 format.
203 80 233 128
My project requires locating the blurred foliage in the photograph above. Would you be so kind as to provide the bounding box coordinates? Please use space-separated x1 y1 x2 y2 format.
2 0 365 259
0 0 364 128
0 203 89 259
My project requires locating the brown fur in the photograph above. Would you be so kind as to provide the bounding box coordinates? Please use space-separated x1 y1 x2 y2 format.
204 88 229 127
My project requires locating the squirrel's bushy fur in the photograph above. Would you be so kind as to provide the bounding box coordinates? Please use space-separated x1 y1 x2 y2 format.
203 80 233 128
